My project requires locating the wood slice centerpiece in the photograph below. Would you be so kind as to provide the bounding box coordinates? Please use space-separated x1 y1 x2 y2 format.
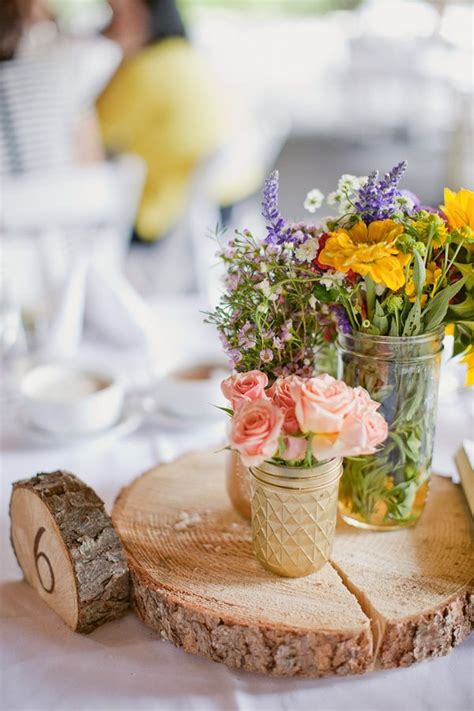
112 451 473 677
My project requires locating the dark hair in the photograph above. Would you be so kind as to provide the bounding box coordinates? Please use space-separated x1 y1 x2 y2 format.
0 0 30 61
145 0 186 44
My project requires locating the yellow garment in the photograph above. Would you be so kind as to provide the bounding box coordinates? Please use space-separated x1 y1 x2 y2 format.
97 39 225 241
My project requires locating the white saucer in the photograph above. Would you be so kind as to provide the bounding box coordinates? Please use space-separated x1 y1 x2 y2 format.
138 396 223 430
23 404 143 447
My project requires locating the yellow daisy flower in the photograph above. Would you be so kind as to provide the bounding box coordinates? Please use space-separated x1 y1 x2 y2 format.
405 261 443 305
412 212 448 246
319 220 409 291
440 188 474 231
461 347 474 387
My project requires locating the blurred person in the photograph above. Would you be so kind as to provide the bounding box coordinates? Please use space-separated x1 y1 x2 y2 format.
96 0 226 242
0 0 118 178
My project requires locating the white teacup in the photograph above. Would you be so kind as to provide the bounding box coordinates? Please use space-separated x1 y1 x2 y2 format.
156 362 229 418
21 363 125 435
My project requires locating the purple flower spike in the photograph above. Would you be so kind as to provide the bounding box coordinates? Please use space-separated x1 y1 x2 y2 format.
262 171 291 244
332 305 352 334
355 161 407 223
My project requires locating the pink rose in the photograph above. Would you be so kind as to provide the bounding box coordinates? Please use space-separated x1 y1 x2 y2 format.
312 410 388 460
229 399 284 467
268 377 299 434
290 374 357 434
339 409 388 456
311 433 340 461
281 435 307 463
221 370 269 410
353 386 381 413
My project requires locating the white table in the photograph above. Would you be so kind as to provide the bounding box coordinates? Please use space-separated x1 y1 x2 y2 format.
1 299 473 711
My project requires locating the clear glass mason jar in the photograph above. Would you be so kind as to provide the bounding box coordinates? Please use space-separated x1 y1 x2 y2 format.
250 458 342 577
337 328 444 530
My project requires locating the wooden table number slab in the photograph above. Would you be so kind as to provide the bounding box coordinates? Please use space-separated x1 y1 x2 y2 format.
10 470 130 633
113 450 474 677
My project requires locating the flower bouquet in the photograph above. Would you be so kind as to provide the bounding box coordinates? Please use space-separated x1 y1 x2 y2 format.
206 175 346 517
220 370 387 577
296 164 474 528
208 162 473 531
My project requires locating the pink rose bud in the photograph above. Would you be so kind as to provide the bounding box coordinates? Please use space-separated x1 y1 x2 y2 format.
281 435 307 462
290 373 357 434
221 370 269 410
268 376 299 434
229 398 284 467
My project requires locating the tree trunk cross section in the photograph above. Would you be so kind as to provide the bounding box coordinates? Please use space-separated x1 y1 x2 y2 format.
112 450 473 677
10 471 130 633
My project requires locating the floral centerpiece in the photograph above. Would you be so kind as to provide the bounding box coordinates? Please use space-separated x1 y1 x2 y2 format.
220 370 387 577
294 163 474 529
206 173 346 518
208 162 472 531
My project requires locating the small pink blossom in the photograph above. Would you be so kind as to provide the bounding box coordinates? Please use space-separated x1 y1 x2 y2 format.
281 435 307 462
260 348 274 363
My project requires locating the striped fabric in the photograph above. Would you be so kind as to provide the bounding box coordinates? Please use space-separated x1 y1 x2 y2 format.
0 53 80 176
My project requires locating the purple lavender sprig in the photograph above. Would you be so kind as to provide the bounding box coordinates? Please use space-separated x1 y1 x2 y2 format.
354 161 407 223
262 171 291 244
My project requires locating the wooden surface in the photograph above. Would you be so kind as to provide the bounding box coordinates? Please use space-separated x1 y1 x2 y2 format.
10 471 130 633
112 451 473 677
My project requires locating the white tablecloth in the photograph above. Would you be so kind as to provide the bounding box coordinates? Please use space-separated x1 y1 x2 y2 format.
1 300 473 711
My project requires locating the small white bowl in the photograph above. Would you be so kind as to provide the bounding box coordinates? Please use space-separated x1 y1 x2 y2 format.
20 363 125 435
155 362 229 418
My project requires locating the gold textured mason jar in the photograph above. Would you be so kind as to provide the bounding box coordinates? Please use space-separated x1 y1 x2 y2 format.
226 451 251 520
337 329 444 530
250 458 342 577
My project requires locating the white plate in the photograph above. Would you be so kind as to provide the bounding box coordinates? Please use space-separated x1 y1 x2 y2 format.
23 404 143 447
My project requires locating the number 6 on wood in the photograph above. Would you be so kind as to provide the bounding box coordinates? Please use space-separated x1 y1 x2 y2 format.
10 470 129 633
33 527 55 594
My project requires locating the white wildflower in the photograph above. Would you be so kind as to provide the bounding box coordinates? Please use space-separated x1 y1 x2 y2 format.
319 271 346 289
295 236 320 263
395 194 415 212
337 174 367 192
328 175 368 216
256 278 271 298
304 189 324 213
309 294 317 310
320 216 336 232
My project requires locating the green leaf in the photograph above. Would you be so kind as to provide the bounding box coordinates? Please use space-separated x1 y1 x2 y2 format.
373 300 389 335
454 263 474 289
412 250 426 296
451 322 474 357
422 277 466 331
389 315 399 336
312 283 339 303
447 297 474 321
403 298 422 336
215 406 234 416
